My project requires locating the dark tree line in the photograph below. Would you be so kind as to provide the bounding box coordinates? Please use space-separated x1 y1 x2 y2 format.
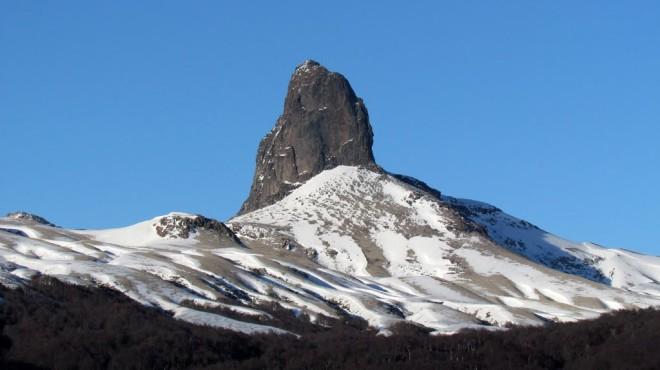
1 276 660 369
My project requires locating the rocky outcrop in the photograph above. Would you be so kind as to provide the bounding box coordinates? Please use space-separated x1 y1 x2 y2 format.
154 214 242 244
6 212 57 227
239 60 379 215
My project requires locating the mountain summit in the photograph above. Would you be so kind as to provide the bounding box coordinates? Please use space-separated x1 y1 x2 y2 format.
239 60 378 214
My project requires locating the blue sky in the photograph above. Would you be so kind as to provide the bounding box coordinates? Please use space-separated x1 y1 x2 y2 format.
1 1 659 254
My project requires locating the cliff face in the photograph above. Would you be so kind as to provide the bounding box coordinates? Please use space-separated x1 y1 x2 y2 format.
239 60 378 214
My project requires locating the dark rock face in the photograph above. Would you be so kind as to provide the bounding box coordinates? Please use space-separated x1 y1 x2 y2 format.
392 174 443 201
6 212 57 227
239 60 379 214
154 214 242 245
0 228 29 237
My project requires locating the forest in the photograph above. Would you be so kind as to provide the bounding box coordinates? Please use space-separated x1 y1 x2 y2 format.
1 276 659 369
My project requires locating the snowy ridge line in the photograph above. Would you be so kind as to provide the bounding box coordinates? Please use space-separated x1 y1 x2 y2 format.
2 166 660 334
447 196 660 298
232 166 660 328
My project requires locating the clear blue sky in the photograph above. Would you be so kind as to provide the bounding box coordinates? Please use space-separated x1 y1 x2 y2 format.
1 1 659 254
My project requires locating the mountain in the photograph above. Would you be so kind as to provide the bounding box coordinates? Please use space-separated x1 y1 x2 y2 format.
239 60 378 215
447 197 660 296
1 60 659 335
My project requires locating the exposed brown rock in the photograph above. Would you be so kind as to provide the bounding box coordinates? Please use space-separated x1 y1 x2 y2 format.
6 212 57 227
239 60 379 215
154 214 242 244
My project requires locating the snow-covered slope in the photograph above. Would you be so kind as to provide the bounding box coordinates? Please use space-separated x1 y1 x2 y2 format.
0 213 291 335
1 166 659 335
448 198 660 297
0 211 488 334
231 166 660 326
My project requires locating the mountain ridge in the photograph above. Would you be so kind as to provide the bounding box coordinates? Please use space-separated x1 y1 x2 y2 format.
1 60 659 335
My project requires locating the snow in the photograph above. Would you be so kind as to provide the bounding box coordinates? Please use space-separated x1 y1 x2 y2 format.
78 213 199 247
372 231 454 277
230 166 660 331
295 60 320 75
233 166 459 279
449 196 660 298
2 166 660 335
168 305 290 336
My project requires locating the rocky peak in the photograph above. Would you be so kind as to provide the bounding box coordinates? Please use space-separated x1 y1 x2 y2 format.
239 60 379 214
6 212 57 227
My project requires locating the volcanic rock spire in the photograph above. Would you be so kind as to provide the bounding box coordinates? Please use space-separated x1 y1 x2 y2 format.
238 60 379 214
